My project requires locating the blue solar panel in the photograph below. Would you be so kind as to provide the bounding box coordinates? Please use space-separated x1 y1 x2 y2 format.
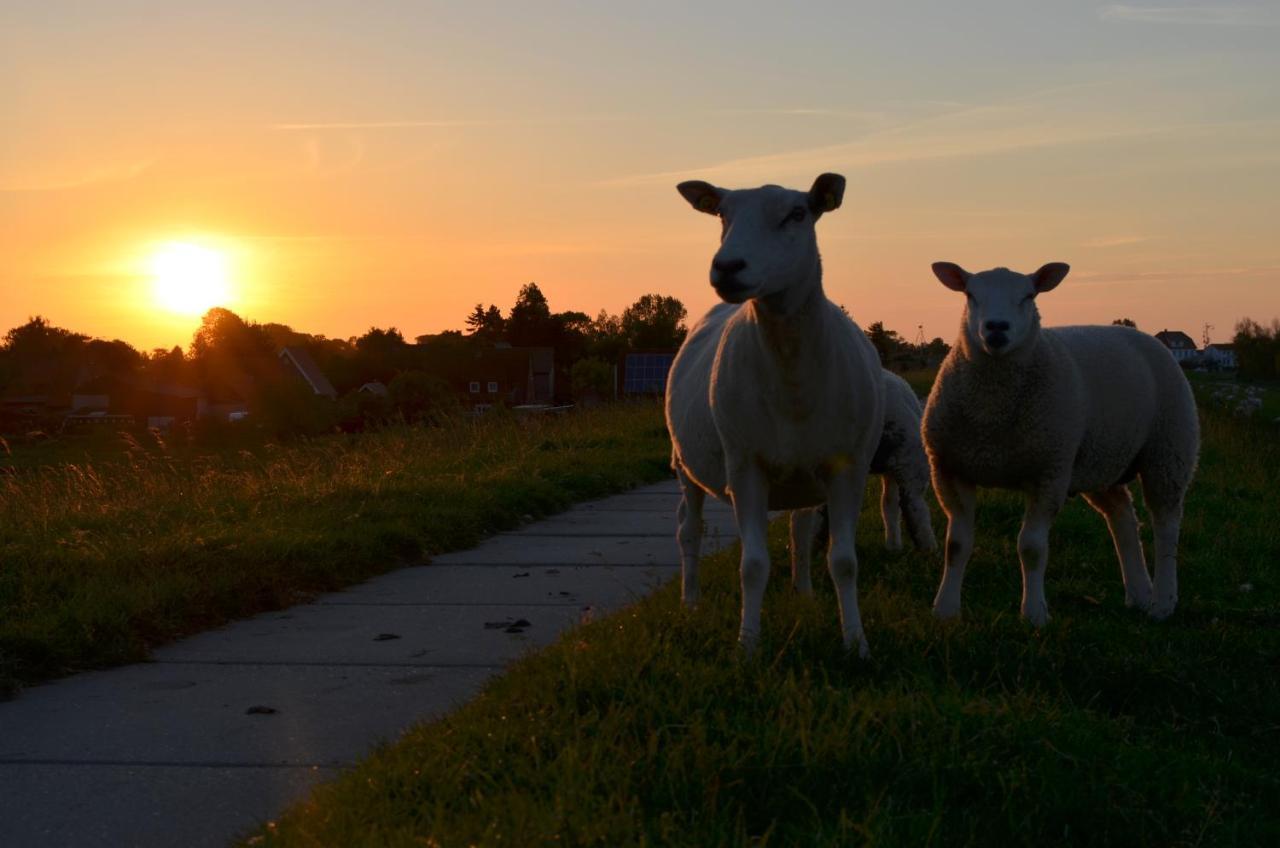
623 353 675 395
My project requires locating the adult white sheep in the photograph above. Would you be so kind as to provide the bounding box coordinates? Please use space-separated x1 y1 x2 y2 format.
790 370 937 590
665 174 885 656
922 262 1199 626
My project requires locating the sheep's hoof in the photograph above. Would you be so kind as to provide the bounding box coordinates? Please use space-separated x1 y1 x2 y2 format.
844 634 871 659
1149 599 1177 621
1022 606 1051 628
1123 590 1153 610
680 592 700 609
738 630 760 656
884 538 903 552
932 601 961 621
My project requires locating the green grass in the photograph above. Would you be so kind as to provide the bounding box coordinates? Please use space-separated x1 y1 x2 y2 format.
0 403 674 696
248 407 1279 847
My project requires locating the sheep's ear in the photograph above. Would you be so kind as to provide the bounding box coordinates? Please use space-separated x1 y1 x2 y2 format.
807 173 846 217
676 181 724 215
1031 262 1070 293
932 262 970 292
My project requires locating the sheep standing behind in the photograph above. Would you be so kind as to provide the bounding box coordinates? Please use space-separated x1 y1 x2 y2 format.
922 262 1199 625
790 370 936 591
666 174 885 656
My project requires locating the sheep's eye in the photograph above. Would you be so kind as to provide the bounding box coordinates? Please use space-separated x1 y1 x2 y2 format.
786 206 807 224
1021 294 1035 305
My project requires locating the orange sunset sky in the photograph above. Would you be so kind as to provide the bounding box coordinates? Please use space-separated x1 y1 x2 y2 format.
3 1 1278 351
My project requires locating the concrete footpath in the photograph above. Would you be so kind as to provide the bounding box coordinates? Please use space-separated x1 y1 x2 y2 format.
0 478 738 848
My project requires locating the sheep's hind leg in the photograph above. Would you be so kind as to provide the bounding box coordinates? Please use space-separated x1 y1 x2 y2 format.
728 462 771 653
827 466 872 658
1082 485 1152 611
675 467 705 607
899 476 937 552
1018 485 1067 627
880 476 903 551
1146 495 1185 621
932 472 976 620
789 508 817 596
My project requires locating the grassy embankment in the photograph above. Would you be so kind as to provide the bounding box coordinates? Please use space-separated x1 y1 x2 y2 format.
0 403 674 696
250 380 1279 846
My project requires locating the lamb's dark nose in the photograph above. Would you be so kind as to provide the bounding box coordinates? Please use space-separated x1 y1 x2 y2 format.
984 320 1010 332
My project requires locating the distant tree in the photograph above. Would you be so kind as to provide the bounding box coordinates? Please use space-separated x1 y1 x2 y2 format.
621 294 688 350
507 283 555 347
1233 317 1280 380
1112 318 1138 328
923 337 951 365
353 326 409 382
587 309 627 362
571 357 614 400
864 321 908 365
465 304 506 342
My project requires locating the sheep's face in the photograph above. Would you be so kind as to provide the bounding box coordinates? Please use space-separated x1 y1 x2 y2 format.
932 262 1071 357
676 174 845 308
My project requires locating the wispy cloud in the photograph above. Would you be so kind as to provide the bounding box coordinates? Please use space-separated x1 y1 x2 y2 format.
1099 4 1280 27
1082 235 1154 248
0 160 151 193
273 114 635 131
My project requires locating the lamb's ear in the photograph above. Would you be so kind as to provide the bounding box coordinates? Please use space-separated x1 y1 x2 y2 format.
1031 262 1070 293
676 181 724 215
932 262 970 293
807 173 846 217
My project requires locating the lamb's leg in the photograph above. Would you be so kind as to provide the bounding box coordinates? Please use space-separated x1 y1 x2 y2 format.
1017 486 1067 627
788 508 817 596
728 462 770 653
1146 496 1184 621
1082 486 1152 610
880 476 903 551
827 467 871 658
932 471 976 620
901 485 937 552
675 467 705 608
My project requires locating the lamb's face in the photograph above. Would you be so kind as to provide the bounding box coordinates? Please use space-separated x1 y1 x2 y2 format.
677 174 845 306
932 262 1071 357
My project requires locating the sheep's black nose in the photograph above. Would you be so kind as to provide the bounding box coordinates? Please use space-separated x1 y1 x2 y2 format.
713 258 746 276
984 320 1010 332
985 332 1009 349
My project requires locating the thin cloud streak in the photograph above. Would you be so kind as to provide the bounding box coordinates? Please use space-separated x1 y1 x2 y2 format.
1100 4 1280 27
274 114 636 131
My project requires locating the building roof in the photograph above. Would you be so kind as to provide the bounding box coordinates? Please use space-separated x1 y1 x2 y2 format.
278 346 338 398
1155 330 1196 349
1207 342 1235 351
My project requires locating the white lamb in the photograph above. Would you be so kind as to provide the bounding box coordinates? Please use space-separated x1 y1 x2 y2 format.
665 173 885 656
922 262 1199 626
790 370 937 590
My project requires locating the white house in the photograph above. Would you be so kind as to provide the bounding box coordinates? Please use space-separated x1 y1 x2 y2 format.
1203 343 1237 369
1155 329 1198 362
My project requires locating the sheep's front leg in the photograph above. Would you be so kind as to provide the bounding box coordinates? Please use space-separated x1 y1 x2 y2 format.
827 467 871 658
1018 485 1067 627
788 508 817 596
727 462 770 653
932 471 976 620
675 467 705 607
880 476 903 551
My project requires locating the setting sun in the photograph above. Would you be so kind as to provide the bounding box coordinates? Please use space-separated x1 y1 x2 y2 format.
148 241 231 315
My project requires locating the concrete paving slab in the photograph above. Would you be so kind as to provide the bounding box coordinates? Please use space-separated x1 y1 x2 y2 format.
511 506 738 538
0 478 746 847
0 763 338 848
152 602 587 666
431 533 682 566
0 662 495 765
326 563 679 607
